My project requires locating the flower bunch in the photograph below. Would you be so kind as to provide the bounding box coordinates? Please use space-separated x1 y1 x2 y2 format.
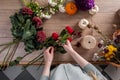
44 26 74 53
22 0 66 19
104 45 117 61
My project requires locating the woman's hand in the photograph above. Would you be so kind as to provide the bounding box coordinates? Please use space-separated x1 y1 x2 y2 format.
42 47 54 76
63 40 75 54
63 40 89 68
44 47 54 66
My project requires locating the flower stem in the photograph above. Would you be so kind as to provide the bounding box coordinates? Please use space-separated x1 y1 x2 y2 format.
0 41 15 55
8 42 20 66
1 46 11 70
114 57 120 64
23 52 43 69
1 41 20 70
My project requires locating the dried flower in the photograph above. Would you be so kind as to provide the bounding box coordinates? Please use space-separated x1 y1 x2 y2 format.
52 32 59 41
21 7 33 15
32 17 42 27
66 26 74 34
36 31 46 43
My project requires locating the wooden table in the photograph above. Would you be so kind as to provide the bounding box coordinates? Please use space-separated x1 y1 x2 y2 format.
0 0 120 67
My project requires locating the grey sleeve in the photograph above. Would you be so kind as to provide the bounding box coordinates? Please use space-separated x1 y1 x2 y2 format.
40 75 49 80
83 63 107 80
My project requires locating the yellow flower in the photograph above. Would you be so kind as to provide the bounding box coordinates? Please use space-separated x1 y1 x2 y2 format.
107 45 117 52
110 55 114 58
105 54 109 58
106 58 110 61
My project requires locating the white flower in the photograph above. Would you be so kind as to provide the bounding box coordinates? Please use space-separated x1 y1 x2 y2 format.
92 53 100 61
78 19 89 29
41 13 52 19
59 5 65 13
48 0 57 7
50 8 55 14
89 5 99 15
100 40 104 44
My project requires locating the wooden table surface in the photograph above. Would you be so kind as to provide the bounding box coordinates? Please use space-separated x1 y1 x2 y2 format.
0 0 120 65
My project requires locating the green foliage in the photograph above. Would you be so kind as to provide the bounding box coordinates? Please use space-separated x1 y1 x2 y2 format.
9 57 23 66
10 12 43 53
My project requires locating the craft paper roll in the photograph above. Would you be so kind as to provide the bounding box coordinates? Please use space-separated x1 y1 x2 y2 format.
81 35 96 49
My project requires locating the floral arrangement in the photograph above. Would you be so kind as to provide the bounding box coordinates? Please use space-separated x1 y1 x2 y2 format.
79 18 120 64
0 0 74 70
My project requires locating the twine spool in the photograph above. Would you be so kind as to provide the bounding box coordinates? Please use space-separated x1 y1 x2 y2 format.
80 35 96 50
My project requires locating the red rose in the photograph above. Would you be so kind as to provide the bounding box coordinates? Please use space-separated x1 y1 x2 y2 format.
66 26 74 34
22 7 33 15
36 31 46 43
67 37 72 42
52 32 59 40
32 17 42 28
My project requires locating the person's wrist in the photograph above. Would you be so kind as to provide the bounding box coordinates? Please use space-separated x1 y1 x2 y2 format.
45 62 52 67
68 49 76 54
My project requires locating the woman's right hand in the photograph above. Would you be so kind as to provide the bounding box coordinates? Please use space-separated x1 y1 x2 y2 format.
44 47 54 66
63 40 75 54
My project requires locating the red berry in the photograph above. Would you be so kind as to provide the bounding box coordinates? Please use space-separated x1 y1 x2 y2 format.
104 49 109 53
98 43 102 48
76 42 81 47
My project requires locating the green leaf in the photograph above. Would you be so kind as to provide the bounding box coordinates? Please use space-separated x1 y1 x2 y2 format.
60 29 67 36
16 57 23 62
56 46 66 54
22 31 33 40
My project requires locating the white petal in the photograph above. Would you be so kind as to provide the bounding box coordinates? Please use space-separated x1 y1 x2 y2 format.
100 40 104 44
59 5 65 13
50 2 57 7
44 15 52 19
50 8 55 14
92 53 100 61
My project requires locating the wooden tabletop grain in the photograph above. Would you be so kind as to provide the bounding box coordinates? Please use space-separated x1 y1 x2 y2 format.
0 0 120 65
